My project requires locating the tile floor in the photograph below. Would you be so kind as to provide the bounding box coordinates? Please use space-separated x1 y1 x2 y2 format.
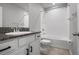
40 46 70 55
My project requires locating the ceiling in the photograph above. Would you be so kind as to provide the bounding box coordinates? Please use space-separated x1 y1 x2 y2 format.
15 3 29 11
15 3 67 12
40 3 67 11
39 3 53 8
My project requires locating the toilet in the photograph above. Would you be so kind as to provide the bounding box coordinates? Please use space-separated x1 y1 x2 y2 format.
40 38 52 48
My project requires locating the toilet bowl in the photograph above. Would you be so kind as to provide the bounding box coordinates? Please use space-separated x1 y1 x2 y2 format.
41 39 51 43
40 38 52 48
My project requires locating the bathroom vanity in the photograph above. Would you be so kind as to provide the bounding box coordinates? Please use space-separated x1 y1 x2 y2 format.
0 31 40 55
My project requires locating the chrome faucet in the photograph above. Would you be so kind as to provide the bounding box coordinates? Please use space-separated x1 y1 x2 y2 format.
11 27 19 32
15 27 20 32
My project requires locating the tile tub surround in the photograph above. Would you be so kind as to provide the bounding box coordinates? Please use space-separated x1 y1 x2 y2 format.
0 27 29 33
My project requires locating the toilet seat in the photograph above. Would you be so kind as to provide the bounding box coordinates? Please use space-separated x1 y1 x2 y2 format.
40 39 51 43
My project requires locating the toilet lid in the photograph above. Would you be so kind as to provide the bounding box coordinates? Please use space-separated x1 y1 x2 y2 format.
41 40 51 43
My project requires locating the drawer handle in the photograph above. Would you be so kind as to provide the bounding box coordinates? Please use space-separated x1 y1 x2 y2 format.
30 46 32 52
26 49 29 55
0 46 11 52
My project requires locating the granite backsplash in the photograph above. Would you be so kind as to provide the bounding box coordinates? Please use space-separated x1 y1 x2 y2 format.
0 27 29 33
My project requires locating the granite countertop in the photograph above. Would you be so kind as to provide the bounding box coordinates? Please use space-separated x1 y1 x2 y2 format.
0 31 41 42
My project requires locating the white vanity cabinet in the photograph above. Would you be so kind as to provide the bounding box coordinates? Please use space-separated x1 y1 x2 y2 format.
0 33 40 55
17 34 40 55
10 35 35 55
14 35 35 55
29 34 40 55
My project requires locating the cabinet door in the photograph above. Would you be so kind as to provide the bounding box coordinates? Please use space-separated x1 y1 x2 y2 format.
29 39 40 55
14 47 27 55
10 46 28 55
19 35 35 47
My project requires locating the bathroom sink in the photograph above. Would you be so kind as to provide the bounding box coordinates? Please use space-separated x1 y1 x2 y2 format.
5 31 32 36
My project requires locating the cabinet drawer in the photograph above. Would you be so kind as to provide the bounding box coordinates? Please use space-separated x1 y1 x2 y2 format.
19 35 35 47
30 39 40 55
0 39 18 55
10 46 28 55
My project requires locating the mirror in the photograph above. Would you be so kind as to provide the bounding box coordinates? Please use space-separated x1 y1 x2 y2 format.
0 6 2 27
0 3 29 28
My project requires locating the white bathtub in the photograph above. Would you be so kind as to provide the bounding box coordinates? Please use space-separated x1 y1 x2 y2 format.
41 35 71 49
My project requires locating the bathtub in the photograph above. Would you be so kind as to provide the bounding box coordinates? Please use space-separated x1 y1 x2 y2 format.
41 35 72 49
